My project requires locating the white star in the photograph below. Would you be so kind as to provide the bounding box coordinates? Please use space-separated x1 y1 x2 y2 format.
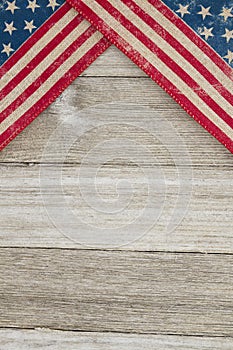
198 5 212 20
4 21 17 36
222 28 233 43
47 0 59 11
176 4 190 18
27 0 40 12
6 0 19 14
1 43 14 57
224 50 233 64
24 20 36 33
200 27 214 41
219 7 233 22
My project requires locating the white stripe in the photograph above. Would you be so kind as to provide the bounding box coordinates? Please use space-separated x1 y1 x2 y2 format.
1 7 77 91
106 0 233 120
0 31 103 134
82 0 233 139
0 20 91 113
135 0 233 91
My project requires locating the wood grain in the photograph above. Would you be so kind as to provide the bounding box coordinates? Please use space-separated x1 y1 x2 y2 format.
1 163 233 252
0 248 233 336
81 45 147 77
1 329 233 349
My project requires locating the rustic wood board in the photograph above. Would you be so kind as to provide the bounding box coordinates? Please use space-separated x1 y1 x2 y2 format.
0 248 233 336
1 329 233 350
81 46 147 77
1 163 233 252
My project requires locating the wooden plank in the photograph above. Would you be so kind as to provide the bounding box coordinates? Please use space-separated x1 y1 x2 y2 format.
0 164 233 253
80 45 147 77
0 248 233 336
0 77 232 166
1 329 233 349
1 163 233 252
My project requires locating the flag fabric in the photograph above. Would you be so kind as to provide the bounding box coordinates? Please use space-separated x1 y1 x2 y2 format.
1 0 233 154
67 0 233 154
0 0 110 151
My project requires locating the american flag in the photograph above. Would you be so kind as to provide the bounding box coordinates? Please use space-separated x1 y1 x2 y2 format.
67 0 233 154
1 0 233 154
0 0 110 150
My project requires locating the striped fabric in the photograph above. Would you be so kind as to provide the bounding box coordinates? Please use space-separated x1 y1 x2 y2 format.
68 0 233 154
0 2 110 151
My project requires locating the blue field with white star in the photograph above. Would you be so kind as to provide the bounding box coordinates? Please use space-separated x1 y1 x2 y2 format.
161 0 233 66
0 0 65 66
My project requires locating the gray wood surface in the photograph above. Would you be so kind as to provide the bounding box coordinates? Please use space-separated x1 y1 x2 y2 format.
82 46 146 76
0 46 232 345
0 48 232 252
1 329 233 350
1 163 233 252
0 248 233 336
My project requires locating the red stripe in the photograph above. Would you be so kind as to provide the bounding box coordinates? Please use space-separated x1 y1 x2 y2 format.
0 14 84 101
87 0 233 129
0 37 111 151
149 0 233 80
0 2 71 78
67 0 233 152
121 0 233 109
0 25 97 123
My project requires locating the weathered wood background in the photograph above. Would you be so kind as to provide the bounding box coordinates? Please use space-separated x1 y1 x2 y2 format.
0 46 233 348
